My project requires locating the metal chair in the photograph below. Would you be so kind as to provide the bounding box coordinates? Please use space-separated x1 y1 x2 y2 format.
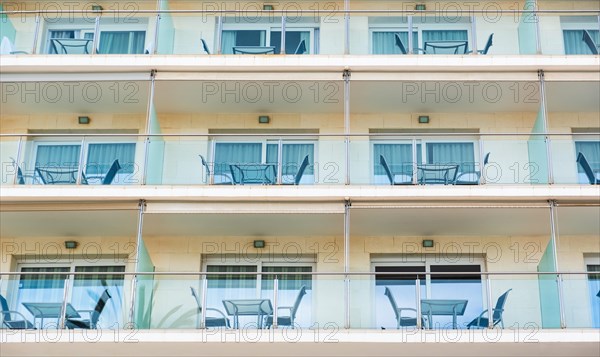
265 285 307 328
455 152 491 185
65 289 112 329
0 294 35 329
384 287 423 328
199 155 233 185
294 39 307 54
282 155 310 185
380 155 413 185
577 152 600 184
190 287 230 328
582 30 599 55
394 34 426 54
468 34 494 54
467 289 512 329
35 167 78 185
201 38 211 54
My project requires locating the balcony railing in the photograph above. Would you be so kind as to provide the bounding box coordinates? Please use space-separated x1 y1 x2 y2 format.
2 5 599 56
1 271 598 330
1 133 598 186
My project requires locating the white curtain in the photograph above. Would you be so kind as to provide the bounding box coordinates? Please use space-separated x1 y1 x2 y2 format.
221 31 237 54
99 31 145 54
86 143 136 175
214 142 262 175
426 142 475 171
563 30 600 54
35 144 80 169
374 143 421 175
372 32 418 54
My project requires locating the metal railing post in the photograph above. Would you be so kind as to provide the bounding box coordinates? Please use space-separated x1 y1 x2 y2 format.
75 137 86 185
153 14 161 54
344 200 351 329
470 14 478 54
538 70 554 184
407 16 413 54
343 70 351 185
58 273 72 329
31 15 40 54
12 136 23 185
92 16 100 54
280 16 286 54
486 274 494 328
273 276 279 329
415 277 422 329
200 275 208 329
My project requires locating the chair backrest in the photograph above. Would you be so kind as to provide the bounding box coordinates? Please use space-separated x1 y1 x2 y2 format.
383 287 400 320
394 34 408 54
294 155 310 185
199 155 211 175
102 160 121 185
577 152 598 184
492 289 512 322
190 286 202 312
201 39 211 54
483 152 491 166
290 285 307 319
0 294 12 323
90 289 112 328
294 40 307 54
380 155 395 185
582 30 599 55
481 33 494 54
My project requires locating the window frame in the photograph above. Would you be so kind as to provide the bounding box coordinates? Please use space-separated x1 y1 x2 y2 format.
221 22 317 54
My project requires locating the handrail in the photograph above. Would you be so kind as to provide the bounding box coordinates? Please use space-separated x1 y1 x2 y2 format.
0 271 596 276
0 132 597 138
2 9 600 16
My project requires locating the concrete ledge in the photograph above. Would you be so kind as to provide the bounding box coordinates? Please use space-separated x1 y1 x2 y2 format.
1 328 598 356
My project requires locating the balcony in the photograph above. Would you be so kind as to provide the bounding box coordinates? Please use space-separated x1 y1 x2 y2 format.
1 1 599 57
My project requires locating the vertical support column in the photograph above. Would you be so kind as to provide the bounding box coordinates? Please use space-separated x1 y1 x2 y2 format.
407 16 413 54
344 0 349 54
549 200 566 329
485 274 494 328
216 16 223 54
153 14 161 54
75 137 86 185
277 138 283 184
12 136 23 185
470 14 478 54
31 15 40 54
280 15 286 54
534 0 542 54
415 277 422 329
200 274 208 328
58 272 72 329
142 70 157 185
412 137 418 184
273 275 279 329
538 70 554 184
209 139 216 185
129 199 146 328
92 16 100 54
343 69 351 185
479 137 486 184
343 200 351 329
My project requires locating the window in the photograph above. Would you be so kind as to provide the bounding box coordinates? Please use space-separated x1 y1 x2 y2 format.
586 258 600 328
44 18 147 54
372 139 477 184
221 18 318 54
213 140 315 184
563 29 599 54
204 258 314 328
575 140 600 183
373 256 484 329
11 264 125 329
31 140 137 185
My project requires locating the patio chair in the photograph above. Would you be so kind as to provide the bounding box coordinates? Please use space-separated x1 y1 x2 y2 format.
467 288 512 329
80 159 122 185
0 294 35 329
455 152 490 185
394 34 426 54
384 287 423 328
190 287 230 328
582 30 599 55
35 167 78 185
282 155 310 185
65 289 112 329
380 155 413 185
294 39 307 54
576 152 600 184
265 285 307 328
201 38 211 54
199 155 233 185
468 33 493 55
